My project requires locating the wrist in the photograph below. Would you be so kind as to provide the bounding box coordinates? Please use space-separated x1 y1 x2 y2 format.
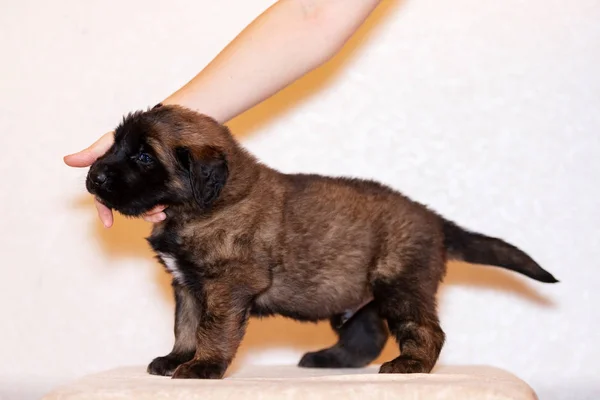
161 87 229 124
161 92 187 109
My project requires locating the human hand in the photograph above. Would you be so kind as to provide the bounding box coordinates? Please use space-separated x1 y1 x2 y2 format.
64 131 167 227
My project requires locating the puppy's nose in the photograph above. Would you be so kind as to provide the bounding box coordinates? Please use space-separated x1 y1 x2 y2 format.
93 172 107 185
89 165 110 188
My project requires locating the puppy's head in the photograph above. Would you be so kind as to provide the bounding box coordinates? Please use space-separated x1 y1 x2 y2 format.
86 105 231 217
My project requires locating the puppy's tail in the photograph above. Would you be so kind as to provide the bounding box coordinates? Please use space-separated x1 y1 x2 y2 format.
441 218 559 283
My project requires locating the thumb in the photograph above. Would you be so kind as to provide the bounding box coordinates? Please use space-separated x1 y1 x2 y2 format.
64 131 115 168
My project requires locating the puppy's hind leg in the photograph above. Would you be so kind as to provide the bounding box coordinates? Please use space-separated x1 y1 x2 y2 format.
298 301 388 369
373 253 445 374
147 282 198 376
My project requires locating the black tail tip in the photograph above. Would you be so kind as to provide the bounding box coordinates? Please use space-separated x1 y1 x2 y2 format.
536 271 560 284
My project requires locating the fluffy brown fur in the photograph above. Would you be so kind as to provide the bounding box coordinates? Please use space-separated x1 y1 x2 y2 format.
85 104 558 379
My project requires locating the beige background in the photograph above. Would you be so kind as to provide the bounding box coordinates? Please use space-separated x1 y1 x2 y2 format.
1 0 598 399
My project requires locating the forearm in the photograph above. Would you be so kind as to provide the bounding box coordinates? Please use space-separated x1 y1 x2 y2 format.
162 0 382 123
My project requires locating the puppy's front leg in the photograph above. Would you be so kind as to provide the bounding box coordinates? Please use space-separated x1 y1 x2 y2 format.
148 282 198 376
172 282 251 380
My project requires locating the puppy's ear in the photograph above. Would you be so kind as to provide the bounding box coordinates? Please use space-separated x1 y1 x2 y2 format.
175 146 228 209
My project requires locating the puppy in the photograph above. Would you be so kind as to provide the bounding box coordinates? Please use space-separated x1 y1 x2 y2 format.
85 104 558 379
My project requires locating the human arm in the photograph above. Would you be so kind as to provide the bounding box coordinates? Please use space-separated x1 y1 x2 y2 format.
64 0 383 227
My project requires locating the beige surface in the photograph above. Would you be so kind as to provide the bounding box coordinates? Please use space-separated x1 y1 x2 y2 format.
42 364 538 400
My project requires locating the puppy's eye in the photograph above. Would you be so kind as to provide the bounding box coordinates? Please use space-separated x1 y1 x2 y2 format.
136 152 153 164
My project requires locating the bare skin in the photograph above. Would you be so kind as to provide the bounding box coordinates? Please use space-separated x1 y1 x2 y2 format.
63 0 383 227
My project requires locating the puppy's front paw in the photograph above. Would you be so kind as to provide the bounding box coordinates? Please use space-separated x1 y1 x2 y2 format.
379 356 431 374
147 355 186 376
171 360 227 379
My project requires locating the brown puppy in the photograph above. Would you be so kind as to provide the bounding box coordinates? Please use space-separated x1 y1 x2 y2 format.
85 104 558 379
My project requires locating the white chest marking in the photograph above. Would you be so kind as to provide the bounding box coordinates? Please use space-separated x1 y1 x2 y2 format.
157 252 184 283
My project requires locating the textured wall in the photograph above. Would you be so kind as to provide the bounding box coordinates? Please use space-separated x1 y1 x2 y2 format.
1 0 598 399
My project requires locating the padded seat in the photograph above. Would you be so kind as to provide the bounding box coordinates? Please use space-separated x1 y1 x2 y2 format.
42 364 538 400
